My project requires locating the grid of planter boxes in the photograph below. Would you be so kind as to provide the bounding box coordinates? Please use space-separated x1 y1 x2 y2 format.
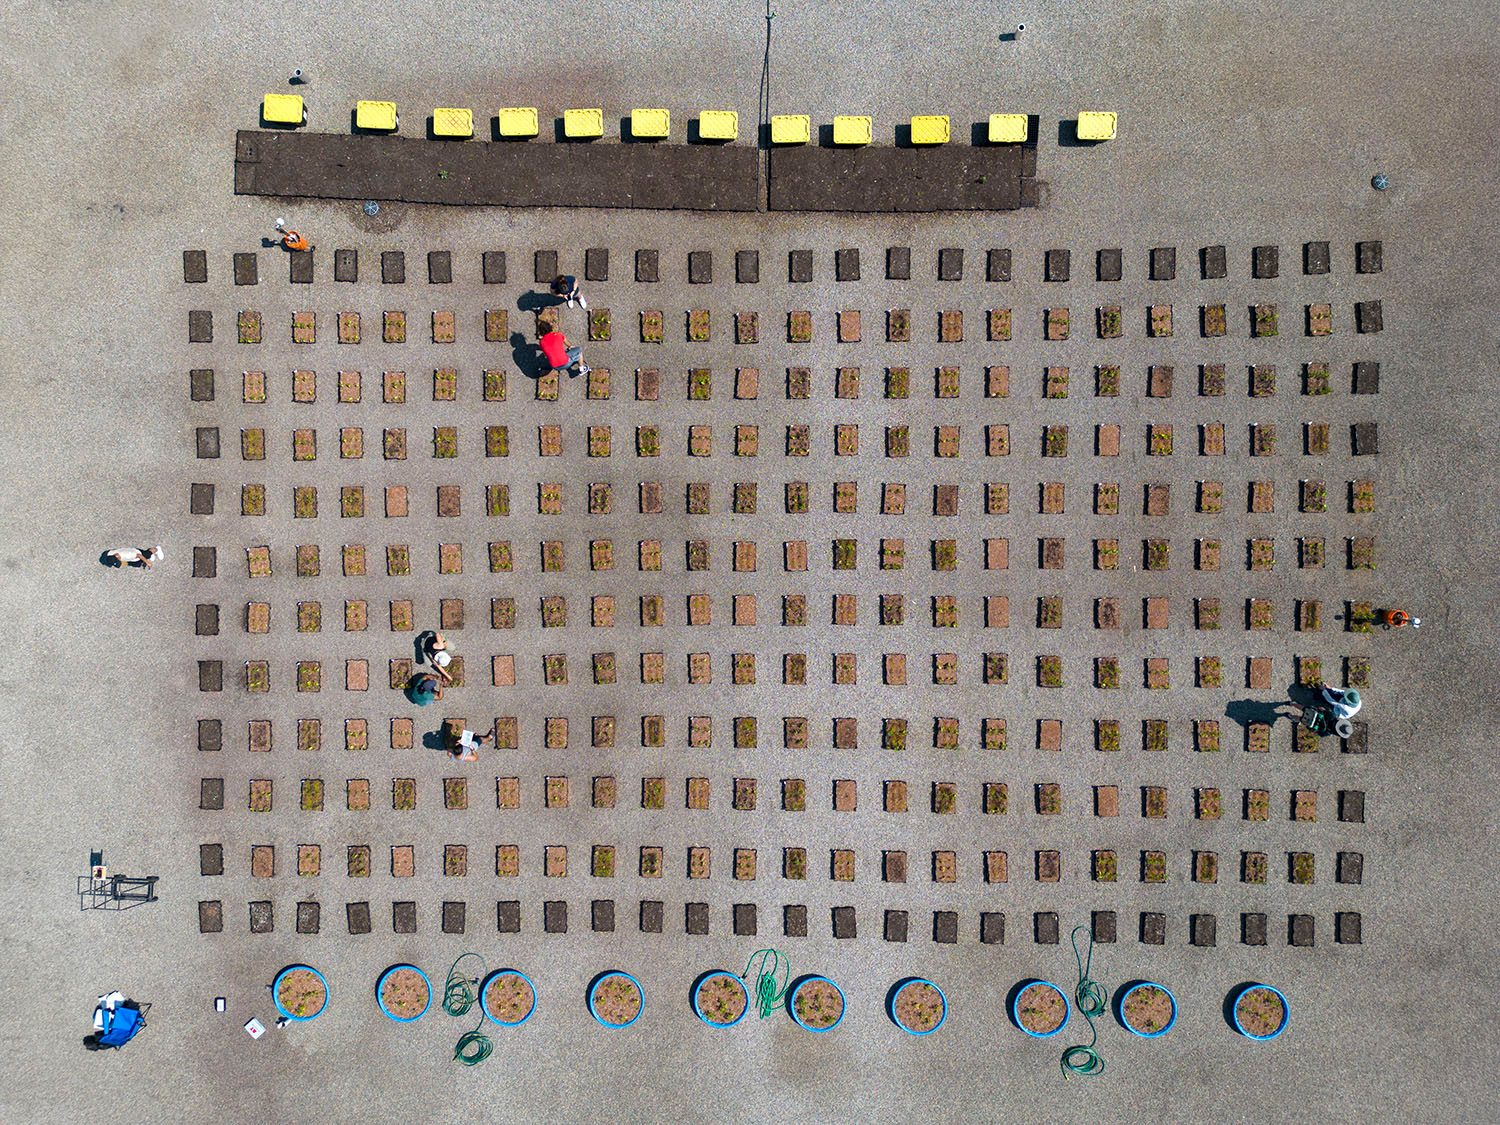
185 241 1378 953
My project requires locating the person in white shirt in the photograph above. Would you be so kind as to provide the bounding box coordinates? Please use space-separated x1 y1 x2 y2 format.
106 546 163 568
424 631 454 683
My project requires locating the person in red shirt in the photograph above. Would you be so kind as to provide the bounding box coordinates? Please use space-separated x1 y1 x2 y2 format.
538 328 590 376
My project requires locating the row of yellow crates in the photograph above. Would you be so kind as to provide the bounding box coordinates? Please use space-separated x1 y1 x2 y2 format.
260 97 1118 143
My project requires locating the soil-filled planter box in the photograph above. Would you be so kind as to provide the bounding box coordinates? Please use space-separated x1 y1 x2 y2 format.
1120 982 1177 1038
890 978 946 1036
693 971 749 1028
589 971 643 1028
1012 980 1070 1038
273 965 328 1022
1233 984 1289 1040
377 964 432 1022
481 969 537 1026
790 976 845 1032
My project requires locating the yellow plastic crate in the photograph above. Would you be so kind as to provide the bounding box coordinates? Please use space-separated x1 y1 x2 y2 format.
698 110 738 141
498 107 539 138
432 108 473 138
355 100 398 132
262 93 305 126
770 114 810 145
988 113 1029 143
1077 111 1118 140
910 115 949 145
631 108 670 139
564 108 604 139
832 115 872 146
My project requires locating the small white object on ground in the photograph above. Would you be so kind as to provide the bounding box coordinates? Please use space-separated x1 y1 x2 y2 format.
215 997 226 1012
244 1018 265 1039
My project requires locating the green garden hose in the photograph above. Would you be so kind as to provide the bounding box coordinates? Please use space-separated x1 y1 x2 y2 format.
444 953 492 1065
1061 925 1107 1078
742 949 791 1019
453 1023 493 1066
444 952 487 1017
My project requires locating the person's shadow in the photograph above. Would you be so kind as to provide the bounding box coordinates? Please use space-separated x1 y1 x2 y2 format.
517 290 560 313
420 729 448 752
1224 699 1284 730
1285 679 1323 707
510 332 549 380
413 630 434 666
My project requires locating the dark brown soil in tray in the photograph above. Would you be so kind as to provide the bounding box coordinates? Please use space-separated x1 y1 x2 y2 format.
276 968 326 1018
697 973 748 1025
592 975 641 1025
483 973 535 1024
794 979 843 1028
380 966 429 1018
894 981 944 1032
1017 983 1065 1034
1236 987 1285 1036
1123 985 1174 1034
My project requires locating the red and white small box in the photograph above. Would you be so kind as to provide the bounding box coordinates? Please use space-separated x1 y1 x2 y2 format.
244 1018 266 1039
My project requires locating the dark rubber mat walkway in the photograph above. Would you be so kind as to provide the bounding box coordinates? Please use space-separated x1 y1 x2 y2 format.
234 131 759 211
768 145 1030 211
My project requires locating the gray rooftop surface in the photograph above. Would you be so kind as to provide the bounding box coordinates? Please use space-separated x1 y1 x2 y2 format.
1 1 1498 1122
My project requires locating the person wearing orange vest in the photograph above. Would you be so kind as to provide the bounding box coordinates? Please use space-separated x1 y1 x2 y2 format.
539 328 589 377
274 218 310 252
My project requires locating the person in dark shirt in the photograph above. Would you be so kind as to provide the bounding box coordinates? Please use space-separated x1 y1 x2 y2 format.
551 273 586 308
